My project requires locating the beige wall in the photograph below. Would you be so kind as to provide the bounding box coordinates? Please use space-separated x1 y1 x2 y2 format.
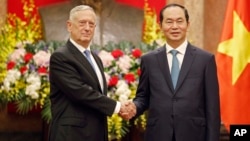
204 0 228 53
184 0 204 48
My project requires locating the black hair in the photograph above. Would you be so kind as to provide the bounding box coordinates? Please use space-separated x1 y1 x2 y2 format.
159 3 189 23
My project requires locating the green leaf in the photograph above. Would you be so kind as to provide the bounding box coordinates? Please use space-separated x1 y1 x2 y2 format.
15 97 34 115
41 97 52 124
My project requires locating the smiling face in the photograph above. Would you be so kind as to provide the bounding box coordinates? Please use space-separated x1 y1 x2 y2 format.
160 6 190 48
67 9 96 48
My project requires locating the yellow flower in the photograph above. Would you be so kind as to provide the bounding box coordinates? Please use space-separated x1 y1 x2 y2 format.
0 0 42 82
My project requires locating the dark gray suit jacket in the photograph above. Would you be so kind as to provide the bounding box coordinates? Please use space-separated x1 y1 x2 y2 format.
48 40 116 141
133 43 220 141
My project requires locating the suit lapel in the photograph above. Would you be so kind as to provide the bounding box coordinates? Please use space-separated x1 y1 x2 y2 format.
156 46 174 92
66 41 101 91
175 43 196 91
92 52 107 95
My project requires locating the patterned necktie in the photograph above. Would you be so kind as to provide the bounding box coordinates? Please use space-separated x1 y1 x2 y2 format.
84 50 104 92
84 50 95 71
170 50 179 89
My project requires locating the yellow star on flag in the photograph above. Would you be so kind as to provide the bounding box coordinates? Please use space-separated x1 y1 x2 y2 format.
217 11 250 84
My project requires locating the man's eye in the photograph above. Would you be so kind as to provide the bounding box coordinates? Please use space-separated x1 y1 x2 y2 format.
79 21 86 25
89 23 95 27
177 20 183 23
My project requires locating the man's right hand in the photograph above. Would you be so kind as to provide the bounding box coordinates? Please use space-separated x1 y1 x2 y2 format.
119 101 136 120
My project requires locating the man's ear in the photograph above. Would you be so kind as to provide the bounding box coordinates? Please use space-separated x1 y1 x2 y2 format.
67 20 72 32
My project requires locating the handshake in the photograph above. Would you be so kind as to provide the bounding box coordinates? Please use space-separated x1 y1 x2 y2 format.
118 100 136 120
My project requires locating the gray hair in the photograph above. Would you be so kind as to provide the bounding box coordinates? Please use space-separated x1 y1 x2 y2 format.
69 5 96 21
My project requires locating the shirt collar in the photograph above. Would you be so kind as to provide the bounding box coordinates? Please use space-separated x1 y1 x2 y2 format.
70 38 91 53
165 39 188 55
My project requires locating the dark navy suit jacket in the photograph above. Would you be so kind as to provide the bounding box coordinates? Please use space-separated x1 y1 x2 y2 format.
133 43 221 141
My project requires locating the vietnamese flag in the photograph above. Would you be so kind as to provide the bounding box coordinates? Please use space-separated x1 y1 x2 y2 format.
216 0 250 131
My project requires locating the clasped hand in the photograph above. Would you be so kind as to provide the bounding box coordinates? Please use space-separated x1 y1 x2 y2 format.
118 101 136 120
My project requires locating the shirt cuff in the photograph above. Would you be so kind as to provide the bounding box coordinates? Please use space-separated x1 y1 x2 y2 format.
114 101 121 114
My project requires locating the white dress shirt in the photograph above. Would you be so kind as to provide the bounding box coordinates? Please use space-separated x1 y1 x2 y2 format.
166 40 188 72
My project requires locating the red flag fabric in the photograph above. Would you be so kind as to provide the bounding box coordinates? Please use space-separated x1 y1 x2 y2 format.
115 0 166 17
7 0 69 20
216 0 250 131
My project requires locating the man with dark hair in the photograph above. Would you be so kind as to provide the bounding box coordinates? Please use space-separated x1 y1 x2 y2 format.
123 3 221 141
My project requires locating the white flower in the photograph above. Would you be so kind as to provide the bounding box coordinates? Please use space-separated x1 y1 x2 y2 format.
25 85 39 99
2 69 21 91
119 94 129 102
25 73 41 99
123 89 132 97
6 69 21 83
115 80 131 96
26 73 41 84
116 80 128 88
2 81 10 91
2 70 21 91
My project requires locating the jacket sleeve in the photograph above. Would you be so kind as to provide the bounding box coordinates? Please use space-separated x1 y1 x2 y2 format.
133 56 150 117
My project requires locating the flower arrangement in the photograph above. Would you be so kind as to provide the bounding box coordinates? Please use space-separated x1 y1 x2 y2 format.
0 40 158 140
0 41 64 122
0 0 42 110
92 41 158 140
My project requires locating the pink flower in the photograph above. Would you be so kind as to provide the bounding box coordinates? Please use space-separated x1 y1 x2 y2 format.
98 50 114 67
33 50 51 67
9 48 26 62
117 55 132 73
